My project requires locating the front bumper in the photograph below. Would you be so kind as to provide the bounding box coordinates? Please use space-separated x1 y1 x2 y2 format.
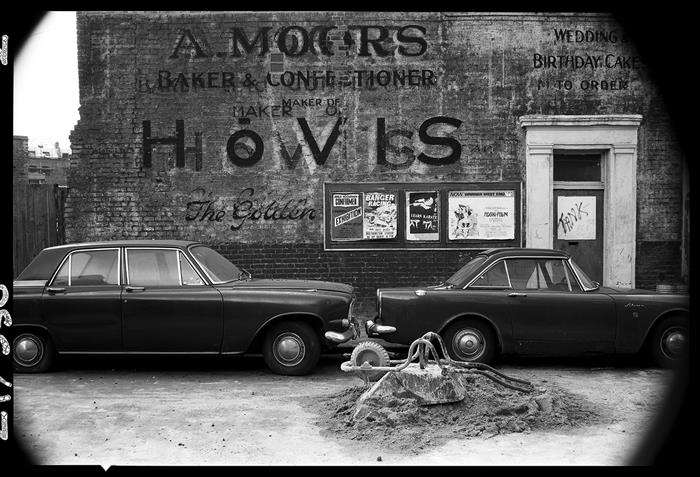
365 317 397 337
324 316 396 344
324 320 358 344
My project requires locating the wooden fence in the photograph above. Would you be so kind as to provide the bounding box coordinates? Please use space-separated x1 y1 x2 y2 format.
13 184 68 278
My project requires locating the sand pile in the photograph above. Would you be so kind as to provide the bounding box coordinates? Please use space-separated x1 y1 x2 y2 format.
309 370 603 453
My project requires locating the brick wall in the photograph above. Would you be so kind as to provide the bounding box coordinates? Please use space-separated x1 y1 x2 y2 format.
635 241 683 290
67 11 687 306
214 243 476 317
13 135 28 182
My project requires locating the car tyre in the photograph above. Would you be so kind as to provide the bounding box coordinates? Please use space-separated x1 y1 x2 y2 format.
13 331 54 373
649 315 688 368
263 321 320 376
442 319 496 364
350 340 390 382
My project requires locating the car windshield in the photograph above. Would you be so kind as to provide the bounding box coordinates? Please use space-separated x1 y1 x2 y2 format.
445 255 487 287
569 258 598 290
189 246 243 284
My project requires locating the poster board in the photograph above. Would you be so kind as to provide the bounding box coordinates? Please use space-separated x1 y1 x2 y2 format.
406 191 440 241
324 182 521 250
447 190 515 241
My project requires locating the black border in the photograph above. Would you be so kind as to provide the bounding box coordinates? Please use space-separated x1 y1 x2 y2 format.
3 6 694 469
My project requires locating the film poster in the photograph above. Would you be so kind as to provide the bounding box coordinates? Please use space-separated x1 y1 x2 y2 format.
448 190 515 240
406 191 439 241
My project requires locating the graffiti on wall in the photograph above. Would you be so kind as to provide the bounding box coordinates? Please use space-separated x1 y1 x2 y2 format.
185 187 317 230
557 196 596 239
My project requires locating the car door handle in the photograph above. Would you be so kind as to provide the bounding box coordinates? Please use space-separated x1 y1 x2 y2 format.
125 286 145 292
46 287 66 293
508 292 527 298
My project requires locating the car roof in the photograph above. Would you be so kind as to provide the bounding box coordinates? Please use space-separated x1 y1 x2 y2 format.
479 248 571 259
43 240 202 251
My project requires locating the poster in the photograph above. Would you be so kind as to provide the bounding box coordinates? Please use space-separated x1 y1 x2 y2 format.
448 190 515 240
557 196 596 240
406 191 439 241
363 192 397 239
330 192 364 241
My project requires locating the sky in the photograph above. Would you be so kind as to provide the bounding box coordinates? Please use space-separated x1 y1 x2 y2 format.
13 11 78 155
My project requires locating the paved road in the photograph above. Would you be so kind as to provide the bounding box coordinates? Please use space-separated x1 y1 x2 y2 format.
12 352 681 466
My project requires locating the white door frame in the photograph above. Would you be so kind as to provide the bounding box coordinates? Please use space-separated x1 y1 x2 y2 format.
519 115 643 288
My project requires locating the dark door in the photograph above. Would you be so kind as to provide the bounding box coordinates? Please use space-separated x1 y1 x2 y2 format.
41 248 123 351
121 248 223 352
504 258 616 355
553 189 604 284
552 151 605 284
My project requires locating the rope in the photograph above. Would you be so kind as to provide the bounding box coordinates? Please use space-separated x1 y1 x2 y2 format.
341 331 534 393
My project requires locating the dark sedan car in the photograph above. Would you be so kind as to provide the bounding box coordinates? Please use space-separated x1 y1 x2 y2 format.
12 240 356 375
340 248 689 368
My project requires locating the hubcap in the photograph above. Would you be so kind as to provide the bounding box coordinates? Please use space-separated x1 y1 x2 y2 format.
273 333 305 367
661 327 687 360
14 336 43 367
355 349 382 367
453 328 484 360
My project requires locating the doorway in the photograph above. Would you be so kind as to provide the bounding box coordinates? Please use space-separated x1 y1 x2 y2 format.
552 151 604 283
520 114 641 288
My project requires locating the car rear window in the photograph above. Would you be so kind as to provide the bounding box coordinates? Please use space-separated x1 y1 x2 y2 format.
15 248 69 281
445 255 487 287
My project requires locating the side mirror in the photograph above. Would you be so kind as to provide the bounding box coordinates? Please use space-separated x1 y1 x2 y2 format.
239 269 252 280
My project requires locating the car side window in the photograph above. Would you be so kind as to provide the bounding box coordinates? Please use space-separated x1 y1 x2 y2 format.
52 249 119 286
52 259 70 286
507 258 581 292
546 259 581 292
471 261 510 288
179 252 205 286
127 249 180 286
506 259 542 289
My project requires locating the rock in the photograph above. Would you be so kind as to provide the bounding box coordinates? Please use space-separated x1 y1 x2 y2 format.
535 394 553 413
352 363 466 420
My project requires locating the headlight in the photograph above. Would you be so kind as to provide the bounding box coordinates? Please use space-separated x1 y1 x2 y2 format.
347 296 355 320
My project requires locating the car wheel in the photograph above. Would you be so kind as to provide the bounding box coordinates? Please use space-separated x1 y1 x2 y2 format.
263 321 320 376
350 340 390 382
649 316 688 368
13 332 54 373
442 319 496 364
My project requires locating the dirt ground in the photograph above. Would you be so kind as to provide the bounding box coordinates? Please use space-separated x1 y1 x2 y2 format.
308 369 606 453
11 352 681 467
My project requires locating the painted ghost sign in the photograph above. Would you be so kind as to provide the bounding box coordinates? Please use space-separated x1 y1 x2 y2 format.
141 116 463 172
168 25 429 60
448 191 515 240
557 196 596 239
